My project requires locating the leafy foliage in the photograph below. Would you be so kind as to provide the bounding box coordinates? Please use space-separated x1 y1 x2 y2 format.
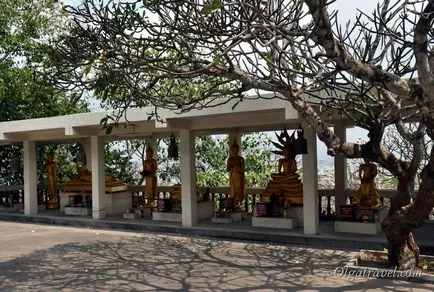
155 134 275 188
0 0 88 185
104 142 139 185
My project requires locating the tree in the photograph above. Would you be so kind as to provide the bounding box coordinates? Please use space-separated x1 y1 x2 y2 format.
0 0 89 186
104 141 139 185
53 0 434 269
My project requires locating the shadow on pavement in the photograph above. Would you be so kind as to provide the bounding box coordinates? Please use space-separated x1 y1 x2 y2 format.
0 235 431 291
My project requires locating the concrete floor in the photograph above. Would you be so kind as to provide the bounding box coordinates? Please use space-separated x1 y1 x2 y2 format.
0 221 433 291
2 209 434 255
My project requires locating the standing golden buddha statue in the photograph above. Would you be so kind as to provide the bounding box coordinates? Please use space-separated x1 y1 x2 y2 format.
353 160 381 208
45 153 59 209
226 140 246 211
141 145 158 202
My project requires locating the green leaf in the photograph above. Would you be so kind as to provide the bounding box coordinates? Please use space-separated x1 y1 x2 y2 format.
296 61 302 71
105 125 114 135
265 52 273 70
200 0 223 15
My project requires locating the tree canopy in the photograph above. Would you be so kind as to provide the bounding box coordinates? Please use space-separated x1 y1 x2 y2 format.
0 0 88 185
53 0 434 269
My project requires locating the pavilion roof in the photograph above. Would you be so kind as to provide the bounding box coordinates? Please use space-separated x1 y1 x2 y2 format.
0 94 345 143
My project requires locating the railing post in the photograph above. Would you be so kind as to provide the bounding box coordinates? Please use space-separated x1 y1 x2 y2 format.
318 196 322 218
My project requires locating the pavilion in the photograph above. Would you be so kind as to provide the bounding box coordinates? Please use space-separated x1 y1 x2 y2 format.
0 94 350 235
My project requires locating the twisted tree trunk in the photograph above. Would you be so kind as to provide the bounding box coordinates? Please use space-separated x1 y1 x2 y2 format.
382 160 434 269
382 176 420 269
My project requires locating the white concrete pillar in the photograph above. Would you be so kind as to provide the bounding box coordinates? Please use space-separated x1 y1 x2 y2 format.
82 138 92 169
302 122 319 235
334 123 347 216
228 131 242 155
91 136 106 219
180 129 198 227
23 140 38 215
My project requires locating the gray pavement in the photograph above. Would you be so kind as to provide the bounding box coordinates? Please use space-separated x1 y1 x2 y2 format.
0 221 432 291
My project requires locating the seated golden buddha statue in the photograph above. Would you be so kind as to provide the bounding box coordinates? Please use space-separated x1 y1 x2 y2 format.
227 140 246 211
170 184 203 204
262 131 303 205
63 166 127 193
352 160 381 208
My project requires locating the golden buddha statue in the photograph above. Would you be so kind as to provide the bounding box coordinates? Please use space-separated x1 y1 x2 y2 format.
63 166 127 192
141 145 158 201
45 153 59 209
170 184 203 204
262 130 303 205
226 140 246 211
353 160 381 208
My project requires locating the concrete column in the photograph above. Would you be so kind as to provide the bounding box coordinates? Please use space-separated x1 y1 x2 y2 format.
91 136 106 219
334 123 347 216
180 129 197 227
82 138 92 169
228 131 242 155
302 122 319 235
23 140 38 215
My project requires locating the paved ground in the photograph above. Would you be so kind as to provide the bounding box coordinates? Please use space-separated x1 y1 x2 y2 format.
0 221 432 291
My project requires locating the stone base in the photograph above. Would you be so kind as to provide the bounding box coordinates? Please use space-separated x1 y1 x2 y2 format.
64 207 92 216
198 201 214 220
60 191 132 215
152 212 182 222
339 205 388 222
252 217 295 229
335 221 382 235
211 212 242 224
231 212 242 222
286 206 303 227
46 201 59 209
38 204 46 212
140 208 152 217
123 212 139 219
152 201 213 222
211 217 231 223
335 206 388 234
0 205 22 212
106 192 132 215
254 205 303 227
376 206 388 221
14 203 24 211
